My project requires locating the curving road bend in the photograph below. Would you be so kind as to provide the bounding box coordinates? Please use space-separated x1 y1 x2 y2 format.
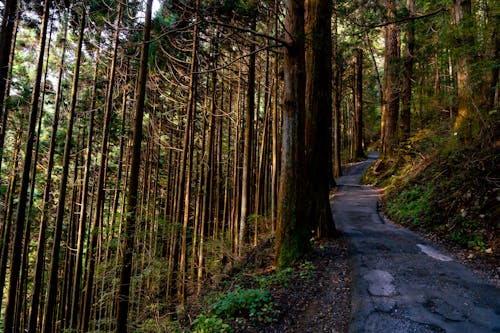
332 152 500 333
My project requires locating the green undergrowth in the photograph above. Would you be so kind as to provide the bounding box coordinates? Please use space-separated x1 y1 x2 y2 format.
363 126 499 253
184 240 317 333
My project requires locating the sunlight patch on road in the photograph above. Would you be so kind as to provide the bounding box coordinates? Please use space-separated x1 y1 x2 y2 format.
417 244 452 262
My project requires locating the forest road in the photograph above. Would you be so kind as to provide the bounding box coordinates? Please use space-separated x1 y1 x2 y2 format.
332 151 500 333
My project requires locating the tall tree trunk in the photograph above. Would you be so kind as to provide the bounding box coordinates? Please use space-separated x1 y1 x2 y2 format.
353 48 364 159
116 0 152 329
81 4 122 330
69 37 100 330
27 14 68 331
0 130 21 315
400 0 415 141
238 17 256 255
41 4 85 331
177 0 199 304
304 0 336 238
3 0 51 330
332 7 342 178
381 0 401 157
0 0 18 172
275 0 309 267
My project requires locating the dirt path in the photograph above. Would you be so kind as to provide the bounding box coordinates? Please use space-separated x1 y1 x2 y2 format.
333 152 500 332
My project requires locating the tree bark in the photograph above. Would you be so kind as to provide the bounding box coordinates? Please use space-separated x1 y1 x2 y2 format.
400 0 415 141
275 0 309 267
41 4 85 331
381 0 401 157
116 0 152 329
332 7 342 178
0 0 18 172
353 48 365 159
304 0 337 238
3 0 51 330
238 17 256 256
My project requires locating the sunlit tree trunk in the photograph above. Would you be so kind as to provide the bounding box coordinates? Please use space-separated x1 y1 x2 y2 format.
176 0 199 304
452 0 474 139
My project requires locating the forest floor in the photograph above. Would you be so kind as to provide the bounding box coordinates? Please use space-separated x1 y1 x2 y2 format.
187 153 499 333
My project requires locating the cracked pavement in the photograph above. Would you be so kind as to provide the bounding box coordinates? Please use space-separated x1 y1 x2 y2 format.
332 152 500 333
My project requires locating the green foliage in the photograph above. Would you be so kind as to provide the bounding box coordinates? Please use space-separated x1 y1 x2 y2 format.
252 267 293 288
298 260 315 280
135 318 182 333
211 287 274 323
386 184 433 226
447 216 488 251
191 315 234 333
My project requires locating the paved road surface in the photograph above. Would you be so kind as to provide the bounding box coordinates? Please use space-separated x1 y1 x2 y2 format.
332 152 500 333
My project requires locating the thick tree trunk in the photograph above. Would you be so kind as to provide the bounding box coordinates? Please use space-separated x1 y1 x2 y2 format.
275 0 309 267
304 0 336 238
116 0 152 329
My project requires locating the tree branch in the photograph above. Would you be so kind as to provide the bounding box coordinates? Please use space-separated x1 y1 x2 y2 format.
203 19 290 47
350 7 447 36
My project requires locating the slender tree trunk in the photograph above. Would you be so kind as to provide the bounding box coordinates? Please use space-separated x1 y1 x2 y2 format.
400 0 415 141
353 48 364 158
81 4 122 330
275 0 309 267
69 39 100 330
381 0 401 157
0 130 21 314
116 0 152 329
238 18 256 255
27 15 68 332
41 4 85 332
332 8 342 178
0 0 18 172
3 0 51 330
177 0 199 304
